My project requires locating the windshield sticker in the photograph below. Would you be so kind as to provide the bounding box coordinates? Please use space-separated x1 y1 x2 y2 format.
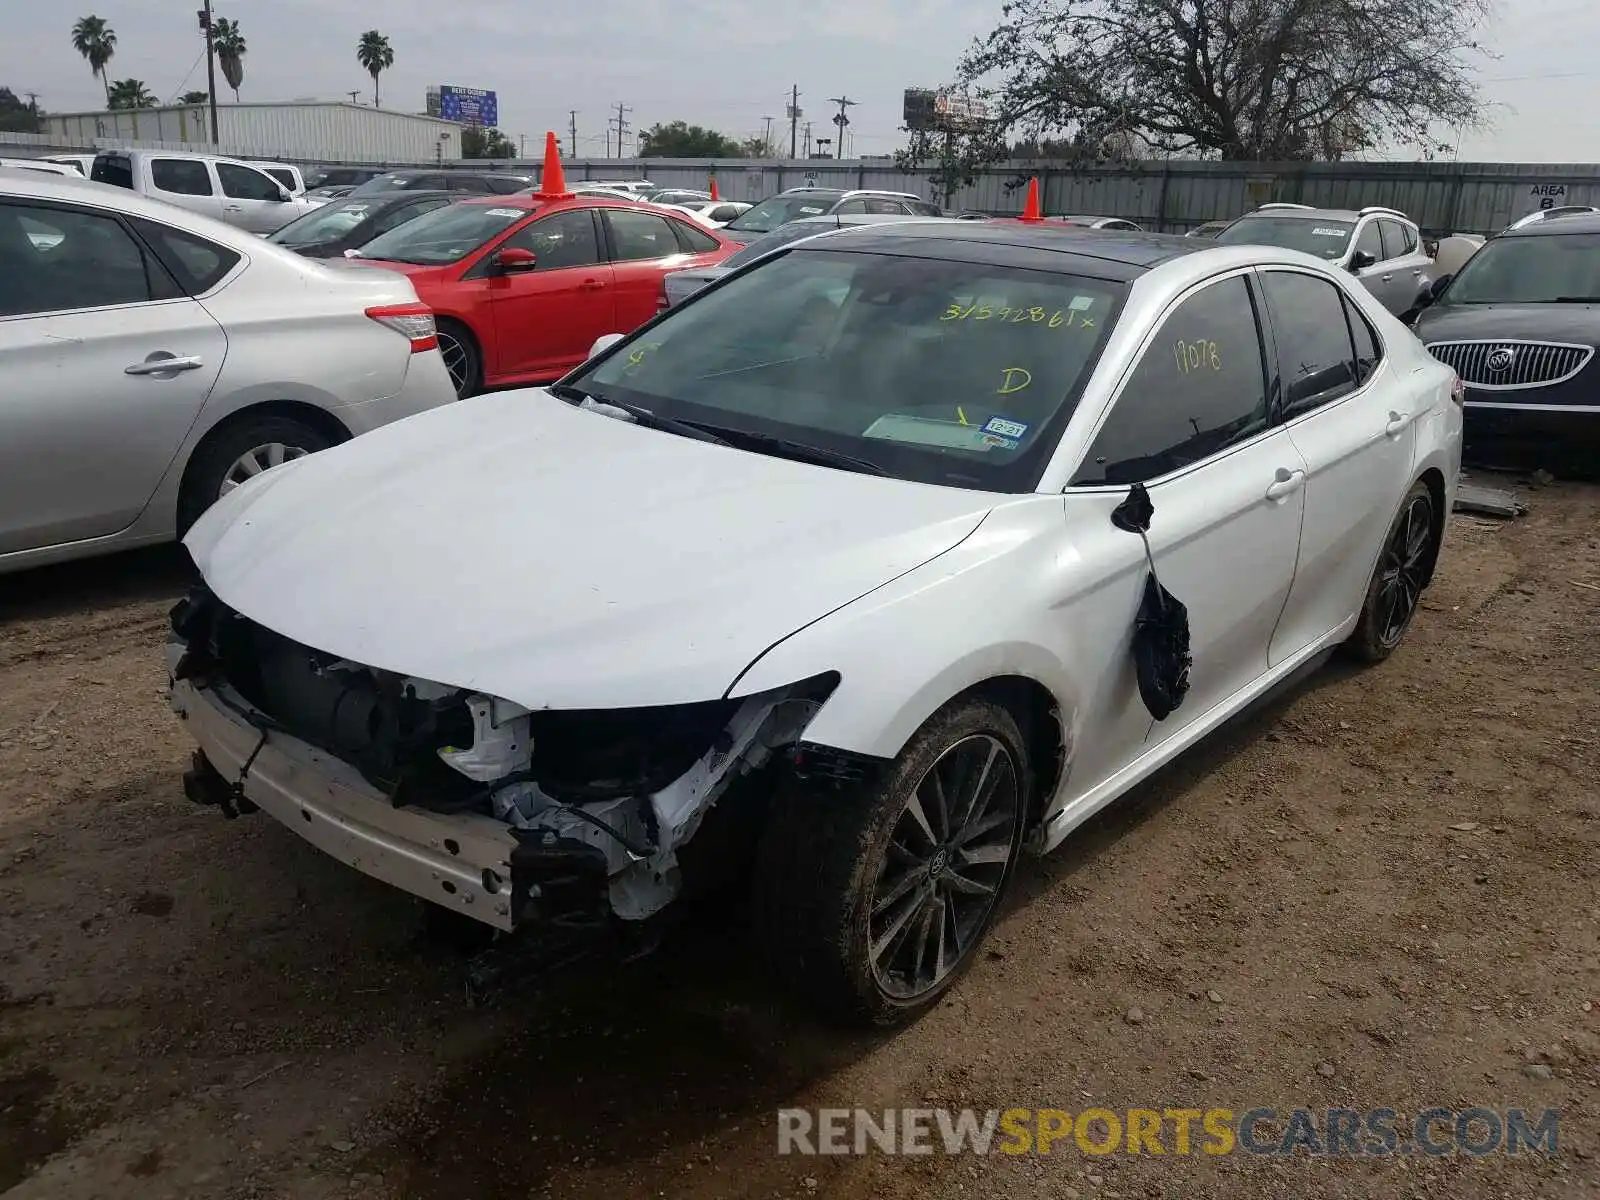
1069 295 1096 311
982 434 1020 450
983 416 1029 439
797 205 825 214
864 414 1013 452
940 302 1095 329
1312 226 1347 237
1173 338 1222 373
484 207 525 219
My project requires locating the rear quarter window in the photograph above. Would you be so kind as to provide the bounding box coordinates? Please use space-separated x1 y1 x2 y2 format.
131 218 242 293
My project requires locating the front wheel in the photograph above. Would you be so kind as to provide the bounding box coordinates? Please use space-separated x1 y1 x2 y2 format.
753 697 1028 1026
178 414 334 535
1345 480 1435 663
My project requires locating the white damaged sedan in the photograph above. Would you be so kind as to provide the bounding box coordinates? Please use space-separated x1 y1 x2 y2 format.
169 221 1462 1025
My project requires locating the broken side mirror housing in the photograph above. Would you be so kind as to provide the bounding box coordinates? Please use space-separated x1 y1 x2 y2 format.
588 332 626 359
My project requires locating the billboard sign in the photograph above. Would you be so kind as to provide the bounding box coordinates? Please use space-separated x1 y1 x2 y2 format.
903 88 990 133
437 85 498 128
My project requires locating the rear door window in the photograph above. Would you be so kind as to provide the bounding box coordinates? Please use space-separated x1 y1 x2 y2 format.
151 158 214 196
217 162 282 201
604 210 682 262
1259 270 1360 416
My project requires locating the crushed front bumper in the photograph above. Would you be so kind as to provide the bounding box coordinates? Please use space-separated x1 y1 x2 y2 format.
167 644 520 930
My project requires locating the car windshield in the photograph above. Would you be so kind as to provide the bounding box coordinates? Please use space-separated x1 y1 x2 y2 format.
721 222 839 268
1441 233 1600 304
269 198 381 246
358 202 527 265
725 192 846 235
1215 215 1353 260
567 247 1124 492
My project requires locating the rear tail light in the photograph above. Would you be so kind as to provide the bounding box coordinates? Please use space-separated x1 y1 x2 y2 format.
1449 373 1466 406
365 303 438 353
656 276 670 314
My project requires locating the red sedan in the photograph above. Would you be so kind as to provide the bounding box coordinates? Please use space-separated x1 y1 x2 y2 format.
350 194 737 397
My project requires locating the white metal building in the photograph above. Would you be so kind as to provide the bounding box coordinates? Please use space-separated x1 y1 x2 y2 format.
41 101 466 164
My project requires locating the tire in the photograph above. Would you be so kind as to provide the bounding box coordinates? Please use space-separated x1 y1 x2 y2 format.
436 319 482 399
177 414 334 535
1344 480 1435 663
752 697 1029 1026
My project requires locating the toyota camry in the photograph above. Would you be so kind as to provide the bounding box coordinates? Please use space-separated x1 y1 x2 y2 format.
167 222 1462 1025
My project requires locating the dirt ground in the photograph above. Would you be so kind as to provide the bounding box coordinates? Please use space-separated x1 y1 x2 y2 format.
1 474 1598 1200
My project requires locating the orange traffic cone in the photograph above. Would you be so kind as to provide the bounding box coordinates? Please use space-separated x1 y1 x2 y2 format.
533 131 572 200
709 177 719 201
1019 176 1043 221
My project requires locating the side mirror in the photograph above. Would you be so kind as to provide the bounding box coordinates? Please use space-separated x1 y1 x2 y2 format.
491 247 538 274
1348 250 1376 272
275 187 291 203
1429 273 1453 299
588 333 626 359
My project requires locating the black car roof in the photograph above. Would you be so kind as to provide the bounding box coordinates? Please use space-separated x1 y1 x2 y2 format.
1504 213 1600 237
794 219 1206 279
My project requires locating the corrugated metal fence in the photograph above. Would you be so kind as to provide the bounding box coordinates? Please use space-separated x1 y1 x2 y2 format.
537 158 1600 236
7 126 1597 236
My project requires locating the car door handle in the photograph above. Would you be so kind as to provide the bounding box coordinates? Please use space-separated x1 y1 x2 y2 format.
1385 410 1413 437
1265 467 1305 501
125 355 204 375
1380 273 1392 283
224 204 242 212
578 278 606 291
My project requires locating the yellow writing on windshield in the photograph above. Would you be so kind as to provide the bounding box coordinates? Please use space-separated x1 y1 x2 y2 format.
625 342 661 370
997 366 1033 394
940 302 1095 330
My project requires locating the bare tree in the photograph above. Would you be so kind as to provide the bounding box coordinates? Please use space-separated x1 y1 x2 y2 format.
958 0 1491 161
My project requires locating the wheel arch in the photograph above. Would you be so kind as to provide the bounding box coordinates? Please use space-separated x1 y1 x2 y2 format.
177 400 352 518
1416 465 1448 587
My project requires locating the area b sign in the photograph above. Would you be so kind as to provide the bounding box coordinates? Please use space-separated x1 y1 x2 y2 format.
439 85 498 128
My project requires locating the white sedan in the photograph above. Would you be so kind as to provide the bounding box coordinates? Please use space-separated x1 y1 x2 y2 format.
168 222 1462 1025
0 169 456 574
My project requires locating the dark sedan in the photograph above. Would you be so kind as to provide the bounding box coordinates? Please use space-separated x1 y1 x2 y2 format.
347 169 534 197
266 191 455 258
1414 213 1600 473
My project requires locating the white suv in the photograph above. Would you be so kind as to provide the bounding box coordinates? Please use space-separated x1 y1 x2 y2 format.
1216 203 1434 316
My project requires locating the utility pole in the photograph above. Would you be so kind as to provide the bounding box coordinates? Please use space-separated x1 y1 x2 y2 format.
827 95 858 159
802 121 813 158
761 115 775 157
197 1 219 144
519 133 527 157
610 102 632 159
787 85 800 158
346 90 360 105
569 110 578 158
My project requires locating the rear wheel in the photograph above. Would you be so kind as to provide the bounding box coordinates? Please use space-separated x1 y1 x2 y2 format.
1345 481 1435 663
178 414 334 535
436 320 481 399
753 697 1028 1026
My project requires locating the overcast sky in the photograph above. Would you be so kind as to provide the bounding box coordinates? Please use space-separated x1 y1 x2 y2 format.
4 0 1599 162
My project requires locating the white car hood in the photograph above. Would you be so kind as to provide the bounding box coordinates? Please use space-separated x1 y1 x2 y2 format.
185 389 996 710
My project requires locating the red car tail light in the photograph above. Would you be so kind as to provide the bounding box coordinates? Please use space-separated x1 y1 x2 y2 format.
365 303 439 353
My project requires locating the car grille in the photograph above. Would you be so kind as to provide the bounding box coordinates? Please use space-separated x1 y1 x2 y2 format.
1424 340 1593 390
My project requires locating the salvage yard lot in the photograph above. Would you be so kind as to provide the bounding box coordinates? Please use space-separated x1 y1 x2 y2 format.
1 477 1598 1200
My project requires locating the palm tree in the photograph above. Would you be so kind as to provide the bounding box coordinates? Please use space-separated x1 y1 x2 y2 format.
70 16 117 106
106 78 156 109
179 90 209 105
211 18 246 102
355 31 393 108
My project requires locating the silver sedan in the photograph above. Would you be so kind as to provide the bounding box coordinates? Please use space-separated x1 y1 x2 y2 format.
0 169 457 574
